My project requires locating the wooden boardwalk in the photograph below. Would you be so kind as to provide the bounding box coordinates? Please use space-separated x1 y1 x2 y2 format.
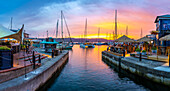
13 50 47 68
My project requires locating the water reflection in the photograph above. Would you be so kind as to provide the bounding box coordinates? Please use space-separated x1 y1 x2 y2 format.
47 45 149 91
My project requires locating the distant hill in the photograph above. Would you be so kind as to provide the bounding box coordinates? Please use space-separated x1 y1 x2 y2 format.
28 38 112 42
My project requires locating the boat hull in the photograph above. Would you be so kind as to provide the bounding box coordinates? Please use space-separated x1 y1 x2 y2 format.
80 44 95 48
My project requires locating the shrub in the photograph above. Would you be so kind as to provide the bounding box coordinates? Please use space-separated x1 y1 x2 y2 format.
20 44 26 49
130 54 135 57
142 50 146 52
135 48 141 52
0 46 11 50
152 47 157 50
0 42 11 46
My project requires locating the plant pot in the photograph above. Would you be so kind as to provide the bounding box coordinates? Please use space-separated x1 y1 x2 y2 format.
142 52 146 55
136 52 140 54
152 50 157 53
0 50 13 70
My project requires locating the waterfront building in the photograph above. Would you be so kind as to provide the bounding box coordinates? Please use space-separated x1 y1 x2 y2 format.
154 14 170 46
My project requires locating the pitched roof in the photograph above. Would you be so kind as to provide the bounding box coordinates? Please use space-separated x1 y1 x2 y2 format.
155 14 170 23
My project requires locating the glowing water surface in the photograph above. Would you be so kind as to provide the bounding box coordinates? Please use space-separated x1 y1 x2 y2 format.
47 45 149 91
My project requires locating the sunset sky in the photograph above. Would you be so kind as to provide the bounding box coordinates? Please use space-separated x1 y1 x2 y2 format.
0 0 169 39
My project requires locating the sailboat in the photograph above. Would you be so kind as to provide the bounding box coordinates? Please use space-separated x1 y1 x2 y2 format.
80 19 95 48
96 28 103 45
57 11 73 50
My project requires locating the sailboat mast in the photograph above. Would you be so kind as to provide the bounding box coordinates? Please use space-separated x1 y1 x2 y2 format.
61 11 64 41
109 33 111 42
126 26 128 36
56 19 59 38
141 28 142 38
47 30 48 38
10 17 13 30
115 10 117 39
98 27 100 42
106 32 108 40
84 18 87 42
113 31 115 40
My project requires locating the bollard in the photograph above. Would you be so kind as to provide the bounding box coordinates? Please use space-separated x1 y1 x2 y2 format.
32 51 35 69
52 50 54 58
139 53 142 61
60 49 62 53
118 57 121 73
11 51 13 67
123 49 125 57
39 55 41 63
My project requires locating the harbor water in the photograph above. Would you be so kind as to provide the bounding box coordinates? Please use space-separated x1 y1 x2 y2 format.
47 45 149 91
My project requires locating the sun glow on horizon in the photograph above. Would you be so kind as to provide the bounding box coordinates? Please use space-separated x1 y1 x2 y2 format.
72 33 139 40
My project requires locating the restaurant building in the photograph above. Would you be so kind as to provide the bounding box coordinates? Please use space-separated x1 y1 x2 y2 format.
155 14 170 46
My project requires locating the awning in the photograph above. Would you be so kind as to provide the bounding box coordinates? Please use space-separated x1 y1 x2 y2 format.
0 24 24 42
159 34 170 41
41 40 59 44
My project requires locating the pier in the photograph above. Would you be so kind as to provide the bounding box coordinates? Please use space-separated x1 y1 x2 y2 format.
0 50 69 91
102 50 170 90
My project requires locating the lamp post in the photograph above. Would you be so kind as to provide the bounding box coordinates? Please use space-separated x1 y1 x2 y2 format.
23 45 27 78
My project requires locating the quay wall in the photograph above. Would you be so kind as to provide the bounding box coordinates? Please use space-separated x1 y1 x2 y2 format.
0 51 69 91
0 64 40 83
102 51 170 87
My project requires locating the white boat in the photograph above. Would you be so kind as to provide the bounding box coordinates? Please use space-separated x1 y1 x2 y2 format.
96 42 103 45
80 43 95 48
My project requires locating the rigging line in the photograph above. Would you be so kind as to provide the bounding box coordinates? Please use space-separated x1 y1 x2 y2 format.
62 12 73 44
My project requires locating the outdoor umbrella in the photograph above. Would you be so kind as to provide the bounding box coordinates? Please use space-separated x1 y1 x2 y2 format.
159 34 170 41
115 35 135 42
137 37 152 42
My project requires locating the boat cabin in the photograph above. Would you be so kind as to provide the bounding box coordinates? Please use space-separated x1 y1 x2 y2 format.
41 37 58 53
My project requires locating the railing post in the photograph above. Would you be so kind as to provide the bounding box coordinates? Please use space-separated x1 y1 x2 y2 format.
139 53 142 61
169 54 170 67
52 50 54 58
118 57 121 72
39 55 41 63
32 51 35 69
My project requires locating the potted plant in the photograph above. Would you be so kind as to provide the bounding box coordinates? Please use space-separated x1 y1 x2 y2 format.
0 46 13 70
142 50 146 55
135 48 141 54
130 54 135 57
20 44 26 50
151 47 157 53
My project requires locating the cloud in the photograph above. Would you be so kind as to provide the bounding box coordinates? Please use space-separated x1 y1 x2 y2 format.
0 0 169 39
